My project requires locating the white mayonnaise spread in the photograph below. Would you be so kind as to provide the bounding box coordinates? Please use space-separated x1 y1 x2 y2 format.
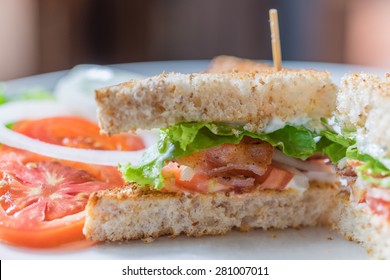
263 117 323 133
356 131 390 170
222 117 324 134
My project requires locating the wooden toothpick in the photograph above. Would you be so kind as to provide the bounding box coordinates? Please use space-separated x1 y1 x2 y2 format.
269 9 282 71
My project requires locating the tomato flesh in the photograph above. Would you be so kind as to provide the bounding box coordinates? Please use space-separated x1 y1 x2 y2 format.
13 116 144 151
366 188 390 220
161 162 220 193
0 147 122 248
0 211 87 248
161 161 294 193
258 167 294 190
1 160 115 223
0 116 145 248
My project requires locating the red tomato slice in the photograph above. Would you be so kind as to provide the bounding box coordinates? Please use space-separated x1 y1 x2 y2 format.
258 166 295 190
0 210 87 248
0 147 121 248
161 162 215 193
366 187 390 220
13 116 144 151
161 162 294 193
0 116 145 248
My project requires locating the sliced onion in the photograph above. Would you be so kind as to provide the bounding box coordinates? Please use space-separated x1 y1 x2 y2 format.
272 153 337 189
271 161 309 191
204 164 267 176
179 166 195 181
54 64 146 121
0 100 152 166
272 149 330 172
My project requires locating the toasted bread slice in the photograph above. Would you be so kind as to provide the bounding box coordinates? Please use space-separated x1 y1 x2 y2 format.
206 55 272 73
96 70 337 135
84 181 390 259
84 181 338 242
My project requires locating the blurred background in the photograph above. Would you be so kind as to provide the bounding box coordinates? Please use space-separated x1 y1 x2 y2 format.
0 0 389 80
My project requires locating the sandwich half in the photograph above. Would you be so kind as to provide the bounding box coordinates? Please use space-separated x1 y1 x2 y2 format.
84 58 346 243
329 73 390 259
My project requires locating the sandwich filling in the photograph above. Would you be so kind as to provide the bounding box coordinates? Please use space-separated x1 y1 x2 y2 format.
338 141 390 220
120 122 346 194
335 73 390 220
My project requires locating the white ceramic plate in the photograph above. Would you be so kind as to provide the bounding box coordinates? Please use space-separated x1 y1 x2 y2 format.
0 60 386 260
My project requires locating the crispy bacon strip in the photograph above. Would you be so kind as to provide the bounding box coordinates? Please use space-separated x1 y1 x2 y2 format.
165 138 295 192
176 138 273 178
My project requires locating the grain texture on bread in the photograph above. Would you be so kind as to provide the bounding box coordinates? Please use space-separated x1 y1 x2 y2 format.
84 182 338 242
84 182 390 259
96 70 337 135
337 73 390 158
329 192 390 259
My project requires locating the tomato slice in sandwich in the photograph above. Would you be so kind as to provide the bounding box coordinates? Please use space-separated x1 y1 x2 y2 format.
366 187 390 220
0 116 144 248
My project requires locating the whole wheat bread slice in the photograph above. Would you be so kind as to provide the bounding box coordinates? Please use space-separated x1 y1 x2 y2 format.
96 70 337 135
84 181 390 259
84 182 338 242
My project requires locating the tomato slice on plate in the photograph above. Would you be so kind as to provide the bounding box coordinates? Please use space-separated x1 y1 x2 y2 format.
0 147 121 248
13 116 144 151
0 116 145 248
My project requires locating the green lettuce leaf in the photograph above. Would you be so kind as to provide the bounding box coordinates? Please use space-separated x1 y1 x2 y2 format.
121 122 348 190
0 87 53 105
14 88 54 101
346 145 390 187
316 130 354 163
0 88 7 105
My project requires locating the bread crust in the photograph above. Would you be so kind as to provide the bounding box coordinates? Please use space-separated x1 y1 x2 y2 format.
96 70 337 135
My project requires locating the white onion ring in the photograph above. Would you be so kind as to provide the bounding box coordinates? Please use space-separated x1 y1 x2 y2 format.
268 161 310 191
0 100 151 166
